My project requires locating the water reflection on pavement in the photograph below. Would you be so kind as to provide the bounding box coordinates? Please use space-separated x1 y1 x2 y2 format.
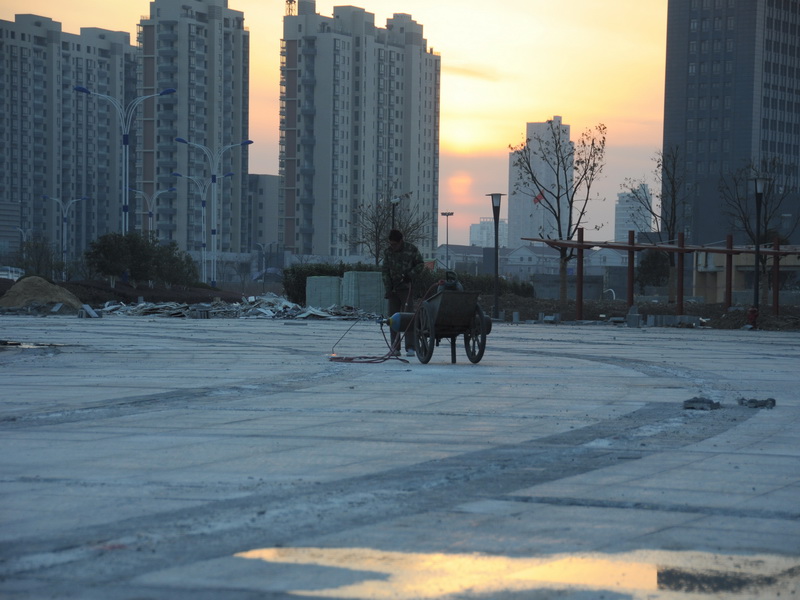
236 546 800 598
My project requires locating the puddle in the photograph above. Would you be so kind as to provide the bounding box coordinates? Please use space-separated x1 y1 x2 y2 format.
234 546 800 598
0 341 62 350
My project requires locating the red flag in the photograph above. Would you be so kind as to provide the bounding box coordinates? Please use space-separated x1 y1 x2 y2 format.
533 191 544 204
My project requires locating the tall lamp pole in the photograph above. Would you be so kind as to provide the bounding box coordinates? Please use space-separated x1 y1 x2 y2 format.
175 138 253 287
487 193 504 319
752 177 770 310
441 211 453 269
129 186 176 232
74 86 176 234
45 195 86 281
391 196 401 229
174 171 233 284
255 242 267 293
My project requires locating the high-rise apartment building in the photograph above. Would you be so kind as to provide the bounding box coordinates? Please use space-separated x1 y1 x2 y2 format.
0 15 137 261
280 0 441 259
507 116 572 249
663 0 800 245
138 0 251 283
615 184 653 242
1 2 253 285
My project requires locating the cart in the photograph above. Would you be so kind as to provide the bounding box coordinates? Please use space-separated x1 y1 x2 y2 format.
413 290 492 364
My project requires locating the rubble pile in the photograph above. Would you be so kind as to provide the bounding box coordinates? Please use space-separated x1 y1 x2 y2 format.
0 279 380 320
97 293 378 320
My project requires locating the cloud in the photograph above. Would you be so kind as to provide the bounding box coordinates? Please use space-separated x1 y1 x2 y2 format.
442 63 501 81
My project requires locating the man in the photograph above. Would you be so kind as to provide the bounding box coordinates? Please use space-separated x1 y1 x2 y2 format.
382 229 425 356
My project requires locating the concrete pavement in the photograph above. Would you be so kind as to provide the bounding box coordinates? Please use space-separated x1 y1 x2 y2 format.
1 313 798 599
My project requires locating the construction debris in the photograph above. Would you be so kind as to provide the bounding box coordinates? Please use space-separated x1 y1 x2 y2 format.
95 293 379 320
78 304 101 318
683 397 721 410
737 397 777 409
0 279 381 320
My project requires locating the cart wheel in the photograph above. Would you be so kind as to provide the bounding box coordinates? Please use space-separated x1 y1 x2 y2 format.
414 303 435 364
464 305 487 363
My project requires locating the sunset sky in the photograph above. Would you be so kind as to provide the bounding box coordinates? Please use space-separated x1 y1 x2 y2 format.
3 0 668 245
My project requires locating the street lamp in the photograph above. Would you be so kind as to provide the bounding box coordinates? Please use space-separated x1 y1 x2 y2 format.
441 211 453 269
74 86 176 234
255 242 267 294
487 193 505 319
129 186 176 233
751 176 771 310
175 137 253 287
45 195 86 281
390 195 401 229
173 171 233 284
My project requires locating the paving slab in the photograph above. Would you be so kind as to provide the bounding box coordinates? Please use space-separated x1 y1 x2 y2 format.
0 314 798 599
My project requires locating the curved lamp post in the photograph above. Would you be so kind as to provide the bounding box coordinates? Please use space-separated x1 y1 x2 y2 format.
255 242 267 293
173 171 233 284
129 186 176 232
74 86 176 234
44 195 87 281
390 196 401 229
441 211 453 269
175 138 252 287
487 193 505 319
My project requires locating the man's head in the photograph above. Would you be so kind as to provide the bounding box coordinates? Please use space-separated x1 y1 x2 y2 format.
388 229 403 251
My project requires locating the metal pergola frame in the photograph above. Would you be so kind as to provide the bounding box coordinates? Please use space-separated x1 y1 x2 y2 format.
523 229 800 319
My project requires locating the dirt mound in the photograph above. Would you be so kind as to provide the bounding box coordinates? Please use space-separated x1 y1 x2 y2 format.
0 276 83 310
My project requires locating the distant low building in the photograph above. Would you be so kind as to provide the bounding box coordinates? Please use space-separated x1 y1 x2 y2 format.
469 218 508 249
434 244 485 274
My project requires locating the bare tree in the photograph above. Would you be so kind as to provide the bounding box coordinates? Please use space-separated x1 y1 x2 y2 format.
621 145 691 300
720 157 798 245
622 146 690 245
510 120 606 307
354 197 394 266
720 157 800 301
14 236 60 280
354 191 429 265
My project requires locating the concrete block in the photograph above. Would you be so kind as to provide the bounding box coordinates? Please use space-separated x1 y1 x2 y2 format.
306 276 342 309
342 271 384 314
626 315 642 328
